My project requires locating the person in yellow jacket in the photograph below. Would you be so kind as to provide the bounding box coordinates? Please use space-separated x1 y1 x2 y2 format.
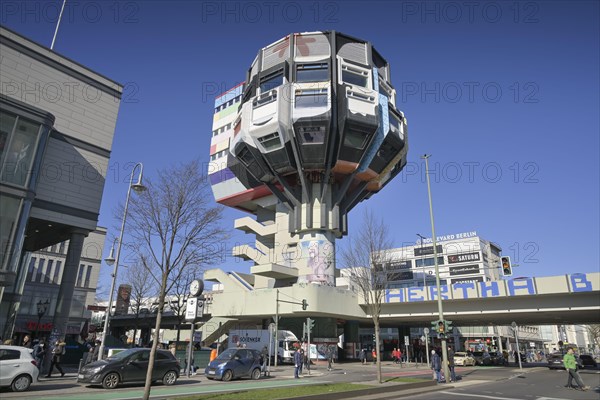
563 348 589 391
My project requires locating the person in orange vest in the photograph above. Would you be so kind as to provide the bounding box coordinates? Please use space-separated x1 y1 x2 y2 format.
209 347 218 362
372 348 377 364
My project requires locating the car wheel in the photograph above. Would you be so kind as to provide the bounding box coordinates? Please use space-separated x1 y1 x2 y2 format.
163 370 178 386
11 374 31 392
222 369 233 382
251 367 261 380
102 372 120 389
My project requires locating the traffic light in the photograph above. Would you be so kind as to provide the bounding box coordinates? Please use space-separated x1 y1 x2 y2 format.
302 299 308 310
445 320 453 333
307 318 315 331
437 320 445 335
431 320 438 331
501 256 512 276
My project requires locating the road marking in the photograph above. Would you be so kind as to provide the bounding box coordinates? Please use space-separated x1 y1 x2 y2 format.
439 391 525 400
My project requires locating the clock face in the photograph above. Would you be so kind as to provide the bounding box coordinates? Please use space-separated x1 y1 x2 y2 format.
190 280 199 295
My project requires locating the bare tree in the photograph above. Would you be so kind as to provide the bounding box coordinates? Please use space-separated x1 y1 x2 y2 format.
125 160 228 400
340 209 393 384
124 259 157 346
586 324 600 348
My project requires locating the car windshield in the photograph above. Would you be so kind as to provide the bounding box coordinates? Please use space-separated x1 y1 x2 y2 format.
215 349 237 361
106 348 140 361
455 352 467 357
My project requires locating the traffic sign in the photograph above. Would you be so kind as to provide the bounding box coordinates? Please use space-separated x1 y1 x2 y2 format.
185 297 197 321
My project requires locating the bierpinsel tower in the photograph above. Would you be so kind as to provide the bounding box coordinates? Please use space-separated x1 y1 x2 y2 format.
209 31 408 287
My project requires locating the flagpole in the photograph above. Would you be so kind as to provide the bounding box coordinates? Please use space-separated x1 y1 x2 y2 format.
51 0 67 50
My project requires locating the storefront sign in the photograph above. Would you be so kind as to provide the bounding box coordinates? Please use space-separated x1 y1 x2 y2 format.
448 252 480 264
387 260 412 270
414 245 443 257
449 264 480 276
451 276 484 284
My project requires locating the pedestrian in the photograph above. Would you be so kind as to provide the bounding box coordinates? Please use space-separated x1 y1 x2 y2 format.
210 347 218 362
398 348 403 366
372 348 377 364
431 350 443 383
169 342 177 357
32 339 45 371
299 349 304 374
294 347 303 379
327 347 333 371
21 335 32 348
90 339 101 362
45 339 66 378
82 339 93 365
261 346 268 375
391 348 398 364
563 348 590 391
359 348 366 365
447 346 456 382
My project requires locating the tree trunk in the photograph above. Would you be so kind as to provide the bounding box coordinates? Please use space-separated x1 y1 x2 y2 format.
375 319 382 383
176 325 181 342
142 271 168 400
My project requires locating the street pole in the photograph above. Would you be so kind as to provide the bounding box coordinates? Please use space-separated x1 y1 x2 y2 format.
424 328 430 367
98 162 145 360
307 318 311 375
512 321 522 370
267 322 274 376
417 234 426 287
274 289 279 367
422 154 450 383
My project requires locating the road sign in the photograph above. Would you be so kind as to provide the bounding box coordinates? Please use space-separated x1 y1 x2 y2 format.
185 297 197 321
424 328 429 335
404 335 409 343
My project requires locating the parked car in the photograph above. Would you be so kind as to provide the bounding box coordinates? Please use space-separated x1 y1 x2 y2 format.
205 348 262 381
488 352 505 365
547 353 584 370
453 352 476 366
77 348 179 389
578 354 598 369
0 345 39 392
471 351 493 366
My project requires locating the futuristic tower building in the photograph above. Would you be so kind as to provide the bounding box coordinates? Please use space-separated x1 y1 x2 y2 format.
209 32 408 287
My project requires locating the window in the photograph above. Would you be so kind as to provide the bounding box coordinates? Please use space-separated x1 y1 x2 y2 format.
295 89 328 108
76 264 85 287
253 91 277 108
415 257 445 268
257 133 281 152
52 261 62 283
237 147 254 167
341 65 369 88
343 128 369 149
59 242 65 254
0 349 20 361
45 260 54 283
298 126 325 144
259 70 283 92
0 112 17 164
84 265 93 287
296 63 329 82
35 259 45 282
377 141 396 159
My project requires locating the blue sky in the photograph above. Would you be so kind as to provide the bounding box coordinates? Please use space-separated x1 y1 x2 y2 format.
2 1 598 292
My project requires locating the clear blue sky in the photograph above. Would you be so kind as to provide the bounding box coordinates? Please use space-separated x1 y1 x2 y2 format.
3 1 598 292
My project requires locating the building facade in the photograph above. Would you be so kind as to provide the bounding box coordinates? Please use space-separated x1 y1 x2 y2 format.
2 229 105 343
0 26 123 341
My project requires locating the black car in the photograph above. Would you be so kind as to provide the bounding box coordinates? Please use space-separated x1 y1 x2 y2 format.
77 348 180 389
471 351 492 366
488 352 505 365
547 353 584 370
579 354 598 368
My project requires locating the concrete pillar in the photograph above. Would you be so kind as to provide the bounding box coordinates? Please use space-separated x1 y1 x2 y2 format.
44 229 87 371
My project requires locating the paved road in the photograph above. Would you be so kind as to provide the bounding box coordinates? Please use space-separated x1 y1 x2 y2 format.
3 361 594 399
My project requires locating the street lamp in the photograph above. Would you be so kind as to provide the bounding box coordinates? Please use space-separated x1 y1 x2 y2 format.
97 162 146 360
421 154 450 383
416 233 426 287
35 299 49 339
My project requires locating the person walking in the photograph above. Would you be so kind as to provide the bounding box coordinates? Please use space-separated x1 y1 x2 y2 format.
169 342 177 357
294 348 303 379
372 348 377 365
261 346 268 375
431 350 443 383
563 348 590 391
21 335 32 348
327 347 334 371
447 346 456 382
398 348 403 367
32 339 45 371
45 339 66 378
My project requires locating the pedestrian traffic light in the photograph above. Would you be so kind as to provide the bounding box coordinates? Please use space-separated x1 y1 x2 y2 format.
445 320 453 333
501 256 512 276
307 318 315 332
302 299 308 310
437 320 445 335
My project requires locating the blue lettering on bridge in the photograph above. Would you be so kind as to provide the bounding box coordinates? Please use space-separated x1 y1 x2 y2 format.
384 273 596 303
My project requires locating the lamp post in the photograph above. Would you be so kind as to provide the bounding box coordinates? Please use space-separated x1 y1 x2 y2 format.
421 154 450 383
35 300 49 339
97 162 146 360
416 233 426 287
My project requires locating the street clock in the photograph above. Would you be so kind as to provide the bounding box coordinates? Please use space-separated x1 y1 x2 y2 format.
189 279 204 297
